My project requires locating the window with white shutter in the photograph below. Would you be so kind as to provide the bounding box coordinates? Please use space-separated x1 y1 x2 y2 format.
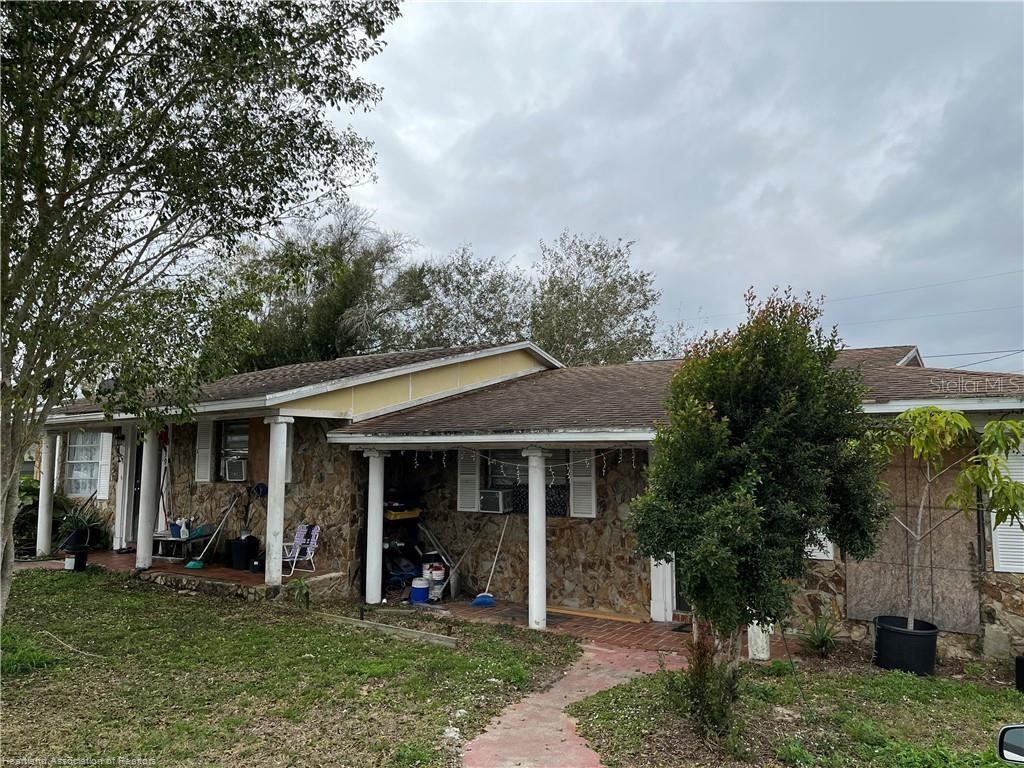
95 432 113 500
457 449 480 512
805 535 834 561
64 431 103 497
569 449 597 518
992 450 1024 573
194 421 214 483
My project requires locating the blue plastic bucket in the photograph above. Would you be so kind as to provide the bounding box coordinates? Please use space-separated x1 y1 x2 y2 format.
410 577 430 603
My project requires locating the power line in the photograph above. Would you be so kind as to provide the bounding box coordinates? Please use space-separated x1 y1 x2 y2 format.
925 348 1024 358
686 269 1024 325
840 304 1022 327
827 269 1024 304
950 351 1024 370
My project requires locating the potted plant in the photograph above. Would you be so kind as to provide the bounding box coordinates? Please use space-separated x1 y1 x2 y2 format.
58 503 100 571
875 407 1024 675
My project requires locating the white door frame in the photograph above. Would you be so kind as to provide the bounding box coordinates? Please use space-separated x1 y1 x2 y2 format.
113 424 138 549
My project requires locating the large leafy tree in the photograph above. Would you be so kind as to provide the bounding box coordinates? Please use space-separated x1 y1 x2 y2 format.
631 290 889 727
240 209 427 370
0 1 400 616
530 231 660 366
400 246 531 350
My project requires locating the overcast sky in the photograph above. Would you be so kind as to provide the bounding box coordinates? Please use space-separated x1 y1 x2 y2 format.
342 2 1023 372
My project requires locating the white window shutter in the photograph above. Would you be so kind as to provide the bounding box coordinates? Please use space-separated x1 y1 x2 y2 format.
194 422 214 483
457 449 479 512
95 432 113 500
992 451 1024 573
806 535 834 561
992 515 1024 573
569 449 597 518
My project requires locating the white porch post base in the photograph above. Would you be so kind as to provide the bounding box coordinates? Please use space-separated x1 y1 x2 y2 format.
264 416 294 588
748 622 773 661
364 450 388 604
36 433 58 556
524 448 547 630
650 557 675 622
135 429 162 569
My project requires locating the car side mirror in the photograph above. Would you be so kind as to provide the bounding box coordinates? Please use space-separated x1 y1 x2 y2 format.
999 725 1024 764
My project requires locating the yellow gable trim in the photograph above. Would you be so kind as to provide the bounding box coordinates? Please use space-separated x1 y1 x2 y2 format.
279 349 542 418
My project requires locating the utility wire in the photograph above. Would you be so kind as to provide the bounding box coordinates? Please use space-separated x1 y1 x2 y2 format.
925 349 1024 358
840 304 1022 327
949 351 1024 370
686 269 1024 325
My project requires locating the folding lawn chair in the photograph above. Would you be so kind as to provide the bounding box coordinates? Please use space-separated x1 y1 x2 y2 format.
283 523 320 576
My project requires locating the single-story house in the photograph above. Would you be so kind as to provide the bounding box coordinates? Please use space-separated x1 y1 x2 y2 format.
36 341 1024 656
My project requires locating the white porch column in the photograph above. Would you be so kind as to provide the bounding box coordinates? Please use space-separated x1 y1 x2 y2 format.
523 448 547 630
135 428 162 569
264 416 294 588
36 433 58 556
364 449 388 604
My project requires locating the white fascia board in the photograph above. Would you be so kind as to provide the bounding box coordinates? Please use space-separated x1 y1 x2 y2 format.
328 429 656 447
862 398 1024 414
264 342 561 406
896 347 924 367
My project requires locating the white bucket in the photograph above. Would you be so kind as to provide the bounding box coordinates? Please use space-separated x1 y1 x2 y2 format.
411 577 430 589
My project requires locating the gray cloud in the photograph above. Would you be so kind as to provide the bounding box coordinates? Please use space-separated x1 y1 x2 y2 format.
340 2 1023 371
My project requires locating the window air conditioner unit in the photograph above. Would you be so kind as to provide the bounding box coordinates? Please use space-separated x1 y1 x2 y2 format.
479 489 513 514
223 457 247 483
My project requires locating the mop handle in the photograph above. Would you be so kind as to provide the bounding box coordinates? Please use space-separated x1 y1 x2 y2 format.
482 514 510 595
193 495 238 561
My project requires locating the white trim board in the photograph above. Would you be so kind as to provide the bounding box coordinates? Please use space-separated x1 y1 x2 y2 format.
862 398 1024 414
331 429 656 448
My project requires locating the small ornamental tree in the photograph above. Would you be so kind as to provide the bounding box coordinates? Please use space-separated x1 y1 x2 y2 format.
886 407 1024 629
631 290 890 731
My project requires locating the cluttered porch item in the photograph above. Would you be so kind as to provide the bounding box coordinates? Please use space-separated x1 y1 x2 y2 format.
471 515 511 607
283 523 320 576
184 495 239 569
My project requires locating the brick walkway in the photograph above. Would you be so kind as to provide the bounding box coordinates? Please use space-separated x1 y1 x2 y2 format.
463 643 687 768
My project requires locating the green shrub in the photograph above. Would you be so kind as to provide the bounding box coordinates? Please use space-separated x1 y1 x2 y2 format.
776 738 815 766
1 628 59 675
799 616 839 658
666 626 738 737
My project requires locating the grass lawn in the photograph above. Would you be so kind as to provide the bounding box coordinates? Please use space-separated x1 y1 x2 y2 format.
568 650 1023 767
1 568 579 767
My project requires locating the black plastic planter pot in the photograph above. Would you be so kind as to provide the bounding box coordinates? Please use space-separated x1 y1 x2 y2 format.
874 615 939 676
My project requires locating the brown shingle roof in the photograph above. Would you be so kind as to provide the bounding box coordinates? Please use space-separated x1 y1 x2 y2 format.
342 360 681 435
54 344 501 416
337 347 1024 436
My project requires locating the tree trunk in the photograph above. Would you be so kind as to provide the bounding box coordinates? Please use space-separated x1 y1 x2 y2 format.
0 446 23 623
905 473 930 629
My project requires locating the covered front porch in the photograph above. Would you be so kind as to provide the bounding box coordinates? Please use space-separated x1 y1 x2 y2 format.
330 431 679 630
34 410 318 592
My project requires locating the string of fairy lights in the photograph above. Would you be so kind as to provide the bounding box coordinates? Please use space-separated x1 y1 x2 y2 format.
399 446 643 487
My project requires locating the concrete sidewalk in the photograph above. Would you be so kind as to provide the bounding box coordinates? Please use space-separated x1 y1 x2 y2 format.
462 643 686 768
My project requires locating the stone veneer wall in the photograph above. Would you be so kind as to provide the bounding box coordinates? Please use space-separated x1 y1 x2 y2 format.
419 449 652 619
167 419 366 596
